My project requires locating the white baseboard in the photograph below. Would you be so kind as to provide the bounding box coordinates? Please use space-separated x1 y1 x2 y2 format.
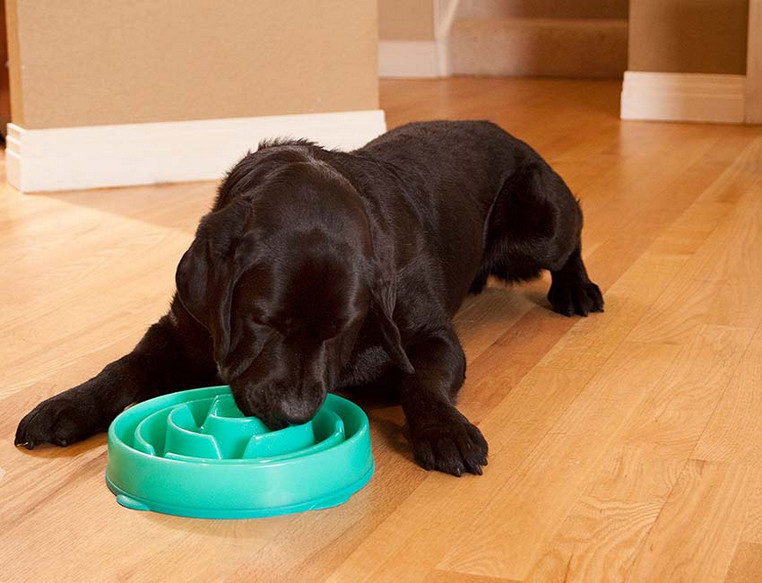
378 40 445 78
6 109 387 193
621 72 746 124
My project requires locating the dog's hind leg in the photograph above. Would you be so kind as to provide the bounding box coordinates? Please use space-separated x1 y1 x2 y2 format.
476 159 603 315
14 296 218 449
547 245 604 317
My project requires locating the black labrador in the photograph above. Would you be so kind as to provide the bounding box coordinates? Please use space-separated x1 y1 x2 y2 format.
15 121 602 476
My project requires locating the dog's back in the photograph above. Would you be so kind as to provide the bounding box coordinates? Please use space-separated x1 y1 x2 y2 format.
354 120 581 303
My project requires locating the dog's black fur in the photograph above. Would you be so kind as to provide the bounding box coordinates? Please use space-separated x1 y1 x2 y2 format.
15 121 602 476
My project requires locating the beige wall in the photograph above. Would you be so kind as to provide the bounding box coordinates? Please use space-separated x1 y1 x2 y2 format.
378 0 435 40
7 0 378 129
629 0 748 74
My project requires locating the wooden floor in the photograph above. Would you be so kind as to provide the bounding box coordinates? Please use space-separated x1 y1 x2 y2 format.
2 78 762 582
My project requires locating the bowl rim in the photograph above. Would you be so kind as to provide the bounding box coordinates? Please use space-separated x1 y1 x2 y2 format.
108 386 370 466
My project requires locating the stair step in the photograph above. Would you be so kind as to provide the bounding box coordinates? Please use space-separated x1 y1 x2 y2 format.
456 0 628 21
449 18 628 78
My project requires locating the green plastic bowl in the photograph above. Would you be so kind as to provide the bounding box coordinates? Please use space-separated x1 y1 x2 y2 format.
106 386 374 519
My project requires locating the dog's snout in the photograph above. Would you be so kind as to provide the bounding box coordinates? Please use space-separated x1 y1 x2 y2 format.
253 404 315 430
276 396 321 426
231 378 325 429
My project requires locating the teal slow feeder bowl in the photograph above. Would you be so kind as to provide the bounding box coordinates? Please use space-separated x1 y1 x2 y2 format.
106 386 374 519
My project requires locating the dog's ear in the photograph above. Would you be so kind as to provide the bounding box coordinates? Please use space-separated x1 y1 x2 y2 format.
370 274 415 374
175 199 253 363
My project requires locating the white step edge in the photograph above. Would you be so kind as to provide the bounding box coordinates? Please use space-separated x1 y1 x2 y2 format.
621 71 746 124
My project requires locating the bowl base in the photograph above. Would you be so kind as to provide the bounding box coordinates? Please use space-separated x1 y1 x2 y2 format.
106 462 374 519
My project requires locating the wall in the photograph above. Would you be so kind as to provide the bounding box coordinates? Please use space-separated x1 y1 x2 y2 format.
7 0 378 129
378 0 435 40
629 0 748 74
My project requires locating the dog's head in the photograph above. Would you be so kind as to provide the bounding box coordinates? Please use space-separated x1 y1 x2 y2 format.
175 149 413 427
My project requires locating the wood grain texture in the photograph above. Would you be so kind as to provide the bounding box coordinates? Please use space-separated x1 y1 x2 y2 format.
627 461 756 583
1 78 762 582
726 542 762 583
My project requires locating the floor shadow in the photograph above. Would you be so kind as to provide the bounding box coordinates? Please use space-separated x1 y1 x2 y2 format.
34 179 218 233
336 384 411 456
13 433 108 458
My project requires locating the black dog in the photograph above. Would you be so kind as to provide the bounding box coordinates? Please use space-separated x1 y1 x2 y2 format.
15 121 602 476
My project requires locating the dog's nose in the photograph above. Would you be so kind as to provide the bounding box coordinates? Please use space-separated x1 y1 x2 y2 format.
274 402 316 426
277 410 314 426
275 392 323 425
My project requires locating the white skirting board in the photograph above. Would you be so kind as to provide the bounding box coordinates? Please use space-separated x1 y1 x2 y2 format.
5 109 387 193
620 72 746 124
378 40 446 78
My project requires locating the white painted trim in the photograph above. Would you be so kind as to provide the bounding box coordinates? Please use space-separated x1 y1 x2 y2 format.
435 39 451 77
746 0 762 123
621 72 746 124
378 41 441 78
6 110 387 193
433 0 460 77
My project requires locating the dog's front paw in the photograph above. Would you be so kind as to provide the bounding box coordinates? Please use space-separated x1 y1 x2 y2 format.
411 410 488 476
15 396 98 449
548 278 604 317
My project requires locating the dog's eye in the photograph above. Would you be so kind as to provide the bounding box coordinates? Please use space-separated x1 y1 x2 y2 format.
245 315 271 334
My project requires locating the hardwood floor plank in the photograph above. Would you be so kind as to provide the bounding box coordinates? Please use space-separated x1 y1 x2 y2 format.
725 542 762 583
436 342 680 580
524 446 676 583
626 461 755 583
523 323 754 582
693 325 762 466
